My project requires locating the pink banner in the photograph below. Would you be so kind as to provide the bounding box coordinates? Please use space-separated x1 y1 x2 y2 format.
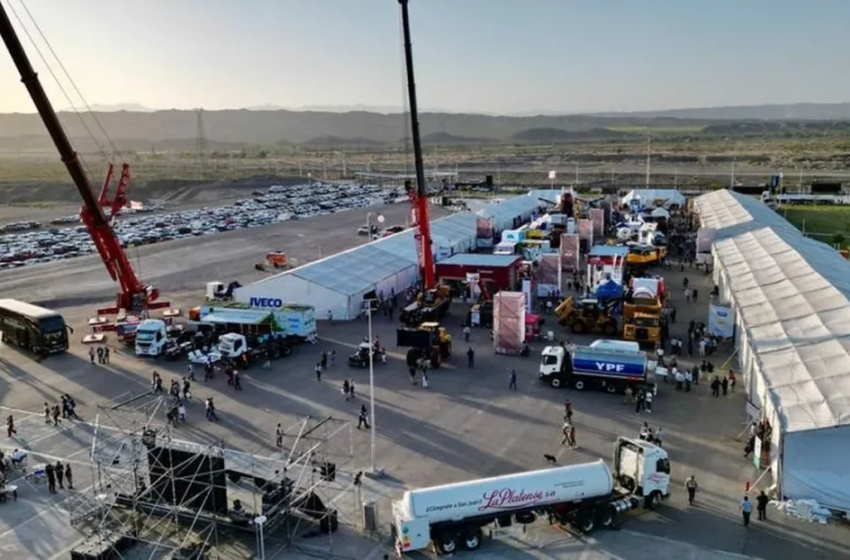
560 234 580 271
591 208 605 239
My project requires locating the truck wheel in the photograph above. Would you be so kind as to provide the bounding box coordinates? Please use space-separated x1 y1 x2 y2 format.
602 322 617 335
605 384 617 394
597 507 614 528
437 535 457 555
281 345 293 357
645 491 661 510
550 378 562 388
578 515 595 533
574 380 586 391
462 529 482 550
570 321 586 334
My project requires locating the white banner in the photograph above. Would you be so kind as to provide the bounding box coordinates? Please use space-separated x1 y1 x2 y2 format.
708 304 734 338
548 170 556 180
521 279 533 313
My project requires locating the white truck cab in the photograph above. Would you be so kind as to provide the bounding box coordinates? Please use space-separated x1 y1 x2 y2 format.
135 319 168 357
540 345 567 377
613 437 671 507
218 333 249 359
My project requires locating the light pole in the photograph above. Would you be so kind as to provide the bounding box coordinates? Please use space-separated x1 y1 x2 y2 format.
366 212 385 239
366 302 382 477
254 515 267 559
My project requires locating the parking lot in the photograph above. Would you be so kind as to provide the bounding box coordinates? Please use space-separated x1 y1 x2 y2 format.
2 255 850 558
0 181 401 270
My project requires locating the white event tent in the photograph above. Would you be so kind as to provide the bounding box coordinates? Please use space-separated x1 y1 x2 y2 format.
694 189 850 513
235 191 549 320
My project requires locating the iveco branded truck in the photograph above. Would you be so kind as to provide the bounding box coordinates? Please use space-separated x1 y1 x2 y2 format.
539 343 652 393
393 437 670 555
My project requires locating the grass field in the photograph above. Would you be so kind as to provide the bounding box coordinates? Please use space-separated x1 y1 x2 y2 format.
779 205 850 248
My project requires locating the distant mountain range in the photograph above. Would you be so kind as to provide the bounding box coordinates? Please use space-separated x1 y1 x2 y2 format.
3 102 850 152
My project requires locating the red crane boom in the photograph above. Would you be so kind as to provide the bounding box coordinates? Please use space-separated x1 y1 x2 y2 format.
399 0 436 290
0 3 167 317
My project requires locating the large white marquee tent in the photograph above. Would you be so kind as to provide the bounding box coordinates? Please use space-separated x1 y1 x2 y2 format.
695 189 850 513
236 191 549 320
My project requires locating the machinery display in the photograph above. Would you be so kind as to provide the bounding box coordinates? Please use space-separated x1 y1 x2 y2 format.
397 321 452 368
392 437 670 555
397 0 451 328
0 7 169 325
555 296 618 335
538 344 653 393
623 277 665 347
348 342 380 368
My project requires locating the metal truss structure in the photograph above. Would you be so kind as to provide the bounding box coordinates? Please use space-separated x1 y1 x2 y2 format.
66 391 356 559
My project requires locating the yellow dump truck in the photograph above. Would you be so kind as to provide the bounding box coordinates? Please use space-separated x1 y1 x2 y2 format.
555 296 618 336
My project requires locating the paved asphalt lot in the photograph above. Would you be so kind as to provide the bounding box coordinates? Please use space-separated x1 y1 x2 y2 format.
1 208 849 559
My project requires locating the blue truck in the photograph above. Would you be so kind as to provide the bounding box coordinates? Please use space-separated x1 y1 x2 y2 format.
539 344 652 394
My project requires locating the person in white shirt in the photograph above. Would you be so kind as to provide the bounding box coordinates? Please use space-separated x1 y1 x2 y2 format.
675 369 685 391
644 390 654 413
684 369 693 392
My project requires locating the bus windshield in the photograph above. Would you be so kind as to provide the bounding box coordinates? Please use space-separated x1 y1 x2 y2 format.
39 316 66 333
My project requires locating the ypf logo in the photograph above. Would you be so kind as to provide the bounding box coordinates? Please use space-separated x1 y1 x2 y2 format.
595 362 625 372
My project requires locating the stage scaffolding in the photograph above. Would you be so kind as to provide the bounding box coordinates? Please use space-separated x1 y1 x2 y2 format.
67 392 356 559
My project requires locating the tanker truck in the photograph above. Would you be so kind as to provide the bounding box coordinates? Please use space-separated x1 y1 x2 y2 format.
539 344 654 394
392 437 670 555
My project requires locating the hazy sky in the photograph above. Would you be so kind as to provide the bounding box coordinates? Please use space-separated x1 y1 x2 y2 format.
1 0 849 115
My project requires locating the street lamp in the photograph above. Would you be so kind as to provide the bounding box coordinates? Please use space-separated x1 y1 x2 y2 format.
366 212 385 239
365 301 384 478
254 515 268 559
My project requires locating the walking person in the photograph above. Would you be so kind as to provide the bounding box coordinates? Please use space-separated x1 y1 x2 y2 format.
186 362 195 381
55 461 65 489
275 423 284 448
560 421 571 447
634 389 645 414
357 405 370 429
721 376 729 396
65 463 73 489
315 362 322 381
349 380 356 399
52 405 62 426
96 346 104 364
233 370 243 391
205 398 218 422
508 370 518 390
183 379 192 401
740 496 753 526
44 403 51 424
343 379 350 401
644 389 653 413
711 376 721 397
45 463 56 494
89 346 96 364
320 351 328 371
103 346 110 364
408 366 417 385
564 400 573 423
422 370 429 388
467 347 474 368
655 426 665 448
756 490 769 521
178 401 186 423
685 475 698 505
566 423 577 449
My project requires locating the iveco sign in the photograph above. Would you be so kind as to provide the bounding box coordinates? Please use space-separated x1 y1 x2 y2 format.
250 297 283 308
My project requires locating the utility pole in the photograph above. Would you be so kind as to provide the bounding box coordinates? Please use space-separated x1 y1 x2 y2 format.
195 108 206 180
730 157 736 189
645 135 651 188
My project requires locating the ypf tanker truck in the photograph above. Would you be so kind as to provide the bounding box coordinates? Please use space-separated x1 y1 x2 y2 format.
539 343 654 394
392 437 670 555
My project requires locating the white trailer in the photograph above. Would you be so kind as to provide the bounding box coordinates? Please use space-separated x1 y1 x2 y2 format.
393 437 670 555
